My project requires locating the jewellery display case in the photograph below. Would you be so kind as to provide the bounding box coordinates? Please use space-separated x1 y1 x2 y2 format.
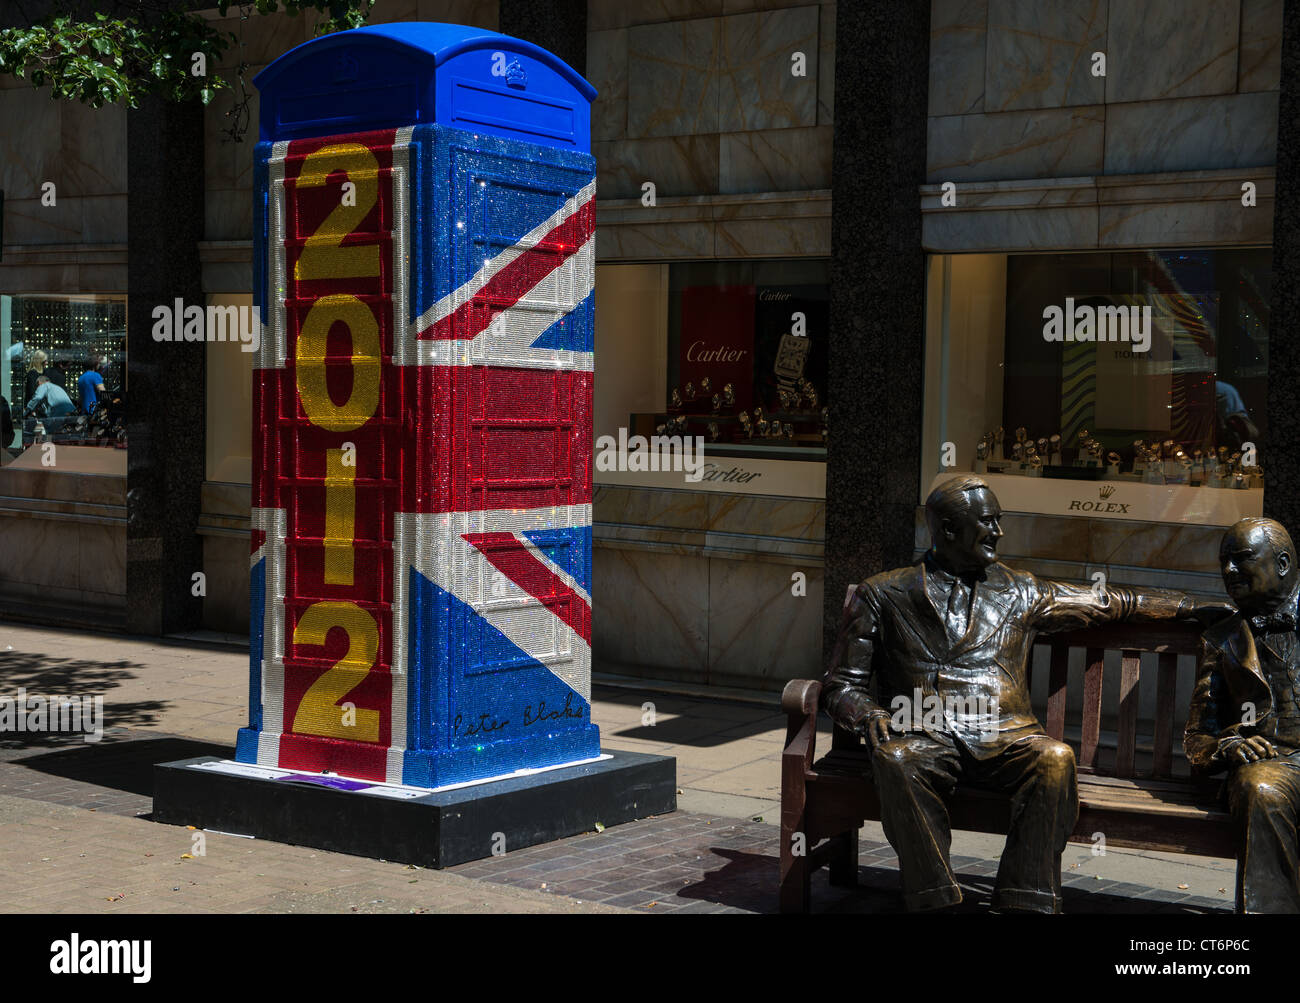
631 260 829 462
924 248 1269 525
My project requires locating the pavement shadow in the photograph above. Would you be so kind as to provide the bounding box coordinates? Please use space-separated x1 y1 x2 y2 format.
594 686 788 748
4 736 233 798
674 846 778 911
673 848 1232 915
0 649 172 740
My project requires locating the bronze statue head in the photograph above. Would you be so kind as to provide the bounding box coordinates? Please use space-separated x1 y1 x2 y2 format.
925 476 1003 575
1220 517 1296 617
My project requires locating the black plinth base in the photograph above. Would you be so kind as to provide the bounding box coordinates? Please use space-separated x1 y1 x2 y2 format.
153 750 676 868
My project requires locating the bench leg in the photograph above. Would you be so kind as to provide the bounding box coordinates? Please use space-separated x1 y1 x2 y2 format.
779 814 812 913
779 850 812 913
828 825 859 887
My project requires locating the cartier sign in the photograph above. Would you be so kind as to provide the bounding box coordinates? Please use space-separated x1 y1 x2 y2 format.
686 340 749 363
679 285 755 412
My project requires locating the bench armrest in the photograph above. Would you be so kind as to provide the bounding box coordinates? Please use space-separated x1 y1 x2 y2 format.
782 678 821 717
782 678 822 772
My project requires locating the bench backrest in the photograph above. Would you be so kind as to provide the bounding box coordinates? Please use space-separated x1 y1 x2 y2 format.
829 583 1202 779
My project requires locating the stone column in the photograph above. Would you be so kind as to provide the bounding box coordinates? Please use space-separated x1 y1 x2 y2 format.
126 93 206 635
824 1 930 652
1265 3 1300 532
498 0 587 75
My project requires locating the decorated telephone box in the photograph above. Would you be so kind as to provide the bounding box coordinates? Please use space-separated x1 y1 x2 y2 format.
237 23 599 788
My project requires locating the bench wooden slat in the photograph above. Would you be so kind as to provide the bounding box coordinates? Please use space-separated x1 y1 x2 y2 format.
1152 651 1179 779
1055 622 1199 654
1077 772 1215 794
1046 640 1068 741
1115 650 1141 777
1080 647 1104 771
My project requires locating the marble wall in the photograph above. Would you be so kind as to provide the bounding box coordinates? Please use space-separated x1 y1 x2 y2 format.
925 0 1283 251
587 0 834 260
200 0 500 259
594 484 825 689
928 0 1281 181
0 48 127 293
0 467 127 623
922 168 1277 252
198 481 252 634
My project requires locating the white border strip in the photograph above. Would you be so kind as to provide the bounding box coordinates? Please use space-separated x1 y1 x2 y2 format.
192 754 613 795
412 179 596 335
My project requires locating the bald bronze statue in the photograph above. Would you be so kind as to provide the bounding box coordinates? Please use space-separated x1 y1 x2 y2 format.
823 476 1227 913
1186 517 1300 913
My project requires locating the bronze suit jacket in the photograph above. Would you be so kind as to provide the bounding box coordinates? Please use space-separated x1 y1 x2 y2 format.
1184 612 1280 774
823 558 1195 758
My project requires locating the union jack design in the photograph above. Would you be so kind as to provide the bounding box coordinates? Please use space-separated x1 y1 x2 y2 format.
239 124 600 787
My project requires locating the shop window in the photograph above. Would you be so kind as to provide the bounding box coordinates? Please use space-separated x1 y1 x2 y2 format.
924 249 1269 523
623 260 828 460
1 295 127 463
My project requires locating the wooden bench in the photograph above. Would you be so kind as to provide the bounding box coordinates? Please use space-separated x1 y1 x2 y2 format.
779 586 1234 913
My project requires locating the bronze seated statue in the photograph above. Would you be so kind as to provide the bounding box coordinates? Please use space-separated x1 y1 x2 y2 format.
821 475 1227 913
1186 517 1300 913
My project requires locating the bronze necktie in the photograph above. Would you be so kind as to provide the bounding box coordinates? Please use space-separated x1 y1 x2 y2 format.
947 577 971 640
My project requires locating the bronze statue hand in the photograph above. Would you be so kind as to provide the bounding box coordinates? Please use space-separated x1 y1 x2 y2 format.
861 712 893 751
1234 736 1279 763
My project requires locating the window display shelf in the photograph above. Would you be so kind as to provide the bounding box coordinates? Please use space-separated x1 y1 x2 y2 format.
928 470 1261 526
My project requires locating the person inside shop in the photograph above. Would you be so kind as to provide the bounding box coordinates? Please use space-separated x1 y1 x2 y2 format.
1216 380 1259 452
0 391 14 461
102 338 125 390
25 373 76 435
48 356 69 390
78 354 107 415
23 349 50 404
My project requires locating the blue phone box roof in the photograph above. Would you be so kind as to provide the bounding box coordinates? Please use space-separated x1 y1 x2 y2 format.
254 22 596 151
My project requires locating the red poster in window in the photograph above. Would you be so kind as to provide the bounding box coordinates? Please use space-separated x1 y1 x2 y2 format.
679 286 754 412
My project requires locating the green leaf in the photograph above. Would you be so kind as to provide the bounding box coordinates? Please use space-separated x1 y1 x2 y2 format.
0 2 373 112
